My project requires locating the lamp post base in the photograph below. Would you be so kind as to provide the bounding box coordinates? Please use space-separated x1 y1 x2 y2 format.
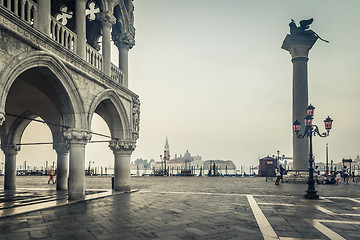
304 192 319 199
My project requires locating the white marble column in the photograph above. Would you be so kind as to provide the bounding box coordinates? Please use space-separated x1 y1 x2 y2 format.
96 12 116 76
282 35 318 170
75 0 87 59
37 0 51 36
2 145 21 190
109 140 136 191
114 33 135 87
53 143 69 190
63 129 91 200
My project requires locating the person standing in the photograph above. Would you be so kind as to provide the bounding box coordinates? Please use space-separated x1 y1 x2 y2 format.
275 167 281 185
280 165 285 183
313 166 320 184
343 166 349 184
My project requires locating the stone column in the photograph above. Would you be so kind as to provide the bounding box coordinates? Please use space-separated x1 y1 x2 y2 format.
1 145 21 190
109 140 136 191
53 143 69 190
75 0 87 59
282 35 318 170
37 0 51 36
96 12 116 76
63 129 91 200
114 33 135 87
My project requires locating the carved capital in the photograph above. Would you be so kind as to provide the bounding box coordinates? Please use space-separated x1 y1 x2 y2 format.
281 34 318 60
113 32 135 49
53 143 70 154
0 112 5 125
63 129 92 143
1 144 21 155
109 140 136 152
96 11 116 28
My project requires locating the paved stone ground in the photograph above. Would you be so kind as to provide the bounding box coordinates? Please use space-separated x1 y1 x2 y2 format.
0 176 359 239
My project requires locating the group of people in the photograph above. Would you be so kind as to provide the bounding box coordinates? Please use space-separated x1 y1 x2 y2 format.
325 166 357 184
274 165 358 185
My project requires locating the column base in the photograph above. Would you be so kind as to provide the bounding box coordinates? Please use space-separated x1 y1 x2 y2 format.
68 192 85 201
304 192 319 199
114 185 131 192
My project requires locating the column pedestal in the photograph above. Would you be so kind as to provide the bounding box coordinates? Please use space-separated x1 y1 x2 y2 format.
2 145 21 190
282 34 317 170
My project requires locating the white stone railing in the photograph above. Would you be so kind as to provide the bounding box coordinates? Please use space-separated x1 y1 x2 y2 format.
0 0 37 26
111 63 124 84
50 16 77 52
86 44 103 71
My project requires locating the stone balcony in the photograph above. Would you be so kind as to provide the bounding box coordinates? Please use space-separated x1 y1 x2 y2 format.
0 3 126 91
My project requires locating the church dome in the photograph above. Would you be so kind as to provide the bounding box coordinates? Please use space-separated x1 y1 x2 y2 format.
184 150 191 158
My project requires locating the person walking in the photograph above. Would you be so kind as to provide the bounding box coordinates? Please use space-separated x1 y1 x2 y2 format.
275 167 281 185
48 168 55 184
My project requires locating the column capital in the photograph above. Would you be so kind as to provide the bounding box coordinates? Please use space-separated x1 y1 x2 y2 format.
0 112 5 125
109 140 136 153
53 143 70 154
281 34 318 60
2 145 21 155
113 32 135 50
63 129 92 144
96 11 116 28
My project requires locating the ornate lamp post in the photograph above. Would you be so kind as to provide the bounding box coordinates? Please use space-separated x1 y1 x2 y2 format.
293 104 333 199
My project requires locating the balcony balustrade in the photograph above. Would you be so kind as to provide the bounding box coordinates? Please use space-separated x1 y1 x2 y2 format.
0 2 125 88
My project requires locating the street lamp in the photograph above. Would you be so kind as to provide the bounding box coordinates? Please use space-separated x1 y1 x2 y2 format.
293 104 333 199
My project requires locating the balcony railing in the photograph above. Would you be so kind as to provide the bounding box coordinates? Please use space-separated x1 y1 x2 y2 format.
111 63 124 84
51 16 77 53
0 3 125 88
86 44 103 71
0 0 37 26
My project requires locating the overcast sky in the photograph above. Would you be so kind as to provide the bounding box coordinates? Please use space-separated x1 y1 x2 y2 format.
4 0 360 171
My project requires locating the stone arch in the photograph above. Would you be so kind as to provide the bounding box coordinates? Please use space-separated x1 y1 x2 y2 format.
88 89 131 140
0 51 85 131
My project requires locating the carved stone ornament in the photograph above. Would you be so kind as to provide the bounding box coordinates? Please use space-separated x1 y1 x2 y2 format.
0 112 5 125
63 129 92 142
53 143 70 154
96 11 116 27
113 32 135 49
1 144 21 155
132 97 140 139
109 140 136 152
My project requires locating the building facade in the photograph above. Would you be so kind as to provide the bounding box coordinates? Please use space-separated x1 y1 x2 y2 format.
0 0 139 200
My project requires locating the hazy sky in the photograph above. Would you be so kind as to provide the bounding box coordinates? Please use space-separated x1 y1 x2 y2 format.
2 0 360 171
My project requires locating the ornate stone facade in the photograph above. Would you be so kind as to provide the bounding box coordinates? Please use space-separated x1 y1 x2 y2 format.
0 0 139 200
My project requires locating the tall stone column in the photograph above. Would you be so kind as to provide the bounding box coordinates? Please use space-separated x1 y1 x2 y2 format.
1 145 21 190
75 0 86 59
282 35 318 170
109 140 136 191
37 0 51 36
63 129 91 200
53 143 69 190
114 33 135 87
96 12 116 76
